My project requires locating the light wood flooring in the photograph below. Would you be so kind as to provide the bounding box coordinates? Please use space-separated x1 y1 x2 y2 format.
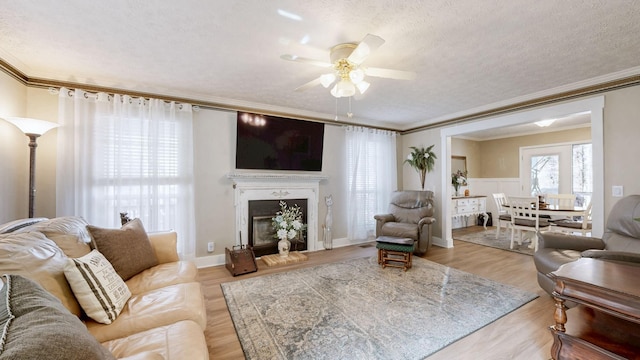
197 226 555 360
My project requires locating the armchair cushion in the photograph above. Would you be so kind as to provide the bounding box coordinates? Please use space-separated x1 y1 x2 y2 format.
580 250 640 264
379 222 418 240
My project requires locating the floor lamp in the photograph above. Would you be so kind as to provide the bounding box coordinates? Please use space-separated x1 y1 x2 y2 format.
2 117 59 218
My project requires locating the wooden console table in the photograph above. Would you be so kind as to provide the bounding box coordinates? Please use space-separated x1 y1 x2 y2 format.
549 258 640 359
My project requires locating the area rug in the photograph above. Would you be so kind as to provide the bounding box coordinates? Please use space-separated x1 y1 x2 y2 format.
454 228 535 256
221 256 538 360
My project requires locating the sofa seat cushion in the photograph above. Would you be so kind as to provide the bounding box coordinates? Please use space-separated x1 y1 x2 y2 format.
533 248 582 276
101 320 208 360
380 222 418 240
86 282 206 342
0 231 82 317
0 274 115 360
126 261 198 295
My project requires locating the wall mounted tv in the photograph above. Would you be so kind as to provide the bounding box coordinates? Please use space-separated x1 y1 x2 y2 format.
235 112 325 171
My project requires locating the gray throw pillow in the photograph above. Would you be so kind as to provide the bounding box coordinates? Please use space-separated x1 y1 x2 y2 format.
0 274 115 360
87 218 159 281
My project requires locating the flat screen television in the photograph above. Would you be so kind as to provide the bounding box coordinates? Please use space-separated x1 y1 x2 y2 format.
235 112 325 171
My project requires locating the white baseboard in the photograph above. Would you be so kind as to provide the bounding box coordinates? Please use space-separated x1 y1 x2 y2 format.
430 236 448 248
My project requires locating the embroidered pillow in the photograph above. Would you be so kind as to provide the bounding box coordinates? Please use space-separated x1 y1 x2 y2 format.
0 274 116 359
87 218 159 281
64 250 131 324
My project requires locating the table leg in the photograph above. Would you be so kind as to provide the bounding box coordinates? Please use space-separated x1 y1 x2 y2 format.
552 296 567 332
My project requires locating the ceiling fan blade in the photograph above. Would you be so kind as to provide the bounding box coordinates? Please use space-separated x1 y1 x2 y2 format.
364 67 417 80
294 77 323 92
280 54 332 68
348 34 385 64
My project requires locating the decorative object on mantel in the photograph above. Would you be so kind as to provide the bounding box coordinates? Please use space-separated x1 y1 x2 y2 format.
323 195 333 250
404 145 437 190
451 169 468 197
272 201 307 257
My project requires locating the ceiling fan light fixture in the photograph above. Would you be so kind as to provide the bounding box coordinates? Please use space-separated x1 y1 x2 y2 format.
330 80 356 98
349 68 365 84
356 81 370 94
320 73 336 88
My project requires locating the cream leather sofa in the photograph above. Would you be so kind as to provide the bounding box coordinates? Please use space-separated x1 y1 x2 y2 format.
0 217 208 359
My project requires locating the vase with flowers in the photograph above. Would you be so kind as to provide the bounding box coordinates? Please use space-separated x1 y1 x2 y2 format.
272 200 306 257
451 169 468 197
404 145 437 190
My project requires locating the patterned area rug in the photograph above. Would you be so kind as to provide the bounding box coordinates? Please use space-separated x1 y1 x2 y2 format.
221 256 538 360
454 228 535 256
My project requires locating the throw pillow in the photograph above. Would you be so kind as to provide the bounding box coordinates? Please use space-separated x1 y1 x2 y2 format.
87 218 159 281
0 274 116 360
64 250 132 324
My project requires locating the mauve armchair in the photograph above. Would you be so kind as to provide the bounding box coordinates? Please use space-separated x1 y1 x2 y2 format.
374 190 436 255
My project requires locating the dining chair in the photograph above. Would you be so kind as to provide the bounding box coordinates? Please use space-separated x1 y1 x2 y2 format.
551 200 593 236
492 193 511 239
545 193 577 221
508 196 551 251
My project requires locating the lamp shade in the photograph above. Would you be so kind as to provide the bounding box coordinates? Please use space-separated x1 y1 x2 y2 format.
3 117 59 136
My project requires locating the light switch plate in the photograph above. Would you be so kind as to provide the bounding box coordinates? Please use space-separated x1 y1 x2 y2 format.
612 185 624 197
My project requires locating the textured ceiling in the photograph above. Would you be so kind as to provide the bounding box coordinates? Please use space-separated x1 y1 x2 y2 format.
1 1 640 130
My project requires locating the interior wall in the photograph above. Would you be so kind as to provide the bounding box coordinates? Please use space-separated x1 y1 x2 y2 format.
477 127 592 178
451 138 480 177
192 109 349 257
1 77 353 258
602 85 640 217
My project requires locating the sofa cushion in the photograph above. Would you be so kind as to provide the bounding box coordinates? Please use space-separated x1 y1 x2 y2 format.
64 250 131 324
0 274 115 360
15 216 93 245
88 219 159 281
101 320 208 360
125 261 198 295
0 231 83 317
380 222 419 240
47 232 92 258
86 282 206 342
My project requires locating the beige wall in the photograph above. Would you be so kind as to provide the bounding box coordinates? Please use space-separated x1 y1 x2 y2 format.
451 127 592 178
4 71 640 251
402 86 640 239
0 72 57 224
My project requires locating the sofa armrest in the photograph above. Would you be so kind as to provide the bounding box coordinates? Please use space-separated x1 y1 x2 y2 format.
374 214 395 237
581 250 640 264
148 231 179 264
537 232 605 251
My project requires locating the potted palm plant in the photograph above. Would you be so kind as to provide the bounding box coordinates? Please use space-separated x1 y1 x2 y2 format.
404 145 437 190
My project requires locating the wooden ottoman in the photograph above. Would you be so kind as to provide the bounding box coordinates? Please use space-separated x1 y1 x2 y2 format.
375 236 416 271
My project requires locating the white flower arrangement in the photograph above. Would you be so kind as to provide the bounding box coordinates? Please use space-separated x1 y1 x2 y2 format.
272 201 306 241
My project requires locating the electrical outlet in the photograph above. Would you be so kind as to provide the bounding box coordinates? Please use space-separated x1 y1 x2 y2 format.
207 242 214 253
612 185 624 197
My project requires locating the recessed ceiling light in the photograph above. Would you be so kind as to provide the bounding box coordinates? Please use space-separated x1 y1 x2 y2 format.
277 9 302 21
534 119 555 127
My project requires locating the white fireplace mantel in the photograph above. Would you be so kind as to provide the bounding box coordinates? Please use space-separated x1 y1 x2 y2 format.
226 172 328 252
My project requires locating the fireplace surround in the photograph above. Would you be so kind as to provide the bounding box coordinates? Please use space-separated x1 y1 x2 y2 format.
227 172 328 255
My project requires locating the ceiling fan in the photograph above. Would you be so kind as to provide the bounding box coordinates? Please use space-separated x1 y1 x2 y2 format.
281 34 416 98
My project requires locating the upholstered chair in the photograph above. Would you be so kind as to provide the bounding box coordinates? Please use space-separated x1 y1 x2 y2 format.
374 190 436 255
534 194 640 297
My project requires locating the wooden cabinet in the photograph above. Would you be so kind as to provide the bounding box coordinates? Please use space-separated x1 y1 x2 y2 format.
452 196 487 228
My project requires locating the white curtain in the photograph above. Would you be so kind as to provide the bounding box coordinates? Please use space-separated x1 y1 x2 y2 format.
56 88 196 260
345 126 397 240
